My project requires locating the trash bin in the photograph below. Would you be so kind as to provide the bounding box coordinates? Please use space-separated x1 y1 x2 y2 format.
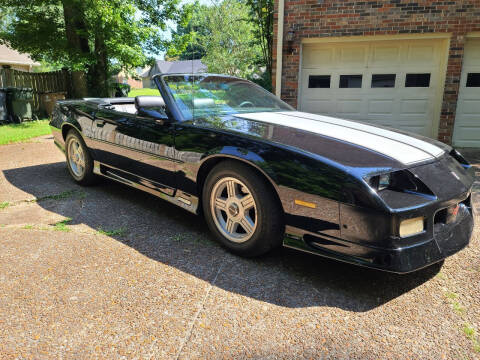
6 87 34 123
41 92 66 117
0 88 8 122
112 83 131 98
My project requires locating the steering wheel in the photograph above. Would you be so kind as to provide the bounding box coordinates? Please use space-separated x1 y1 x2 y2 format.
239 101 254 108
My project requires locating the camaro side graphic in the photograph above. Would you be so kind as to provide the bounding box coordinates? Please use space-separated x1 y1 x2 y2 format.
50 73 475 273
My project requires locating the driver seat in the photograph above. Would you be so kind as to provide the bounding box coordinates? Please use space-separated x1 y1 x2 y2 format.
135 96 166 118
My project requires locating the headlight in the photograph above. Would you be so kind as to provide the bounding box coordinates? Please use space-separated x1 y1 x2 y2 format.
368 172 395 191
399 217 424 237
366 170 434 196
378 174 390 191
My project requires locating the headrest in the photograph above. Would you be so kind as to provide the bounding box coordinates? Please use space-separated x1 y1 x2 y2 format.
193 98 215 108
135 96 165 109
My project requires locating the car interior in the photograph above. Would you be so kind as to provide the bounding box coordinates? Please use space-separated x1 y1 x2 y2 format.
95 96 167 118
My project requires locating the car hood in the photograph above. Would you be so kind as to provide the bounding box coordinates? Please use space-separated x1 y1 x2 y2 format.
223 111 451 168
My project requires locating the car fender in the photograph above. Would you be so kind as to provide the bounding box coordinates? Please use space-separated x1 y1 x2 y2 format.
199 146 280 192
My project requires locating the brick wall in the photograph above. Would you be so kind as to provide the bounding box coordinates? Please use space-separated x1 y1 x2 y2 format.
273 0 480 143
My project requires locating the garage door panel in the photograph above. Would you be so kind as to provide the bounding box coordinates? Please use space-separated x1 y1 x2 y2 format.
367 116 394 124
368 100 394 115
339 46 367 66
406 44 438 65
303 48 334 68
459 99 480 115
402 126 428 135
453 39 480 147
454 128 480 141
463 43 480 66
300 38 445 137
372 46 400 65
400 99 430 115
455 115 480 127
302 100 334 114
302 90 333 100
335 100 364 116
395 117 430 126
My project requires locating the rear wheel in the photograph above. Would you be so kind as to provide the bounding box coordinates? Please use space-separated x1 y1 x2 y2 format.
65 130 96 185
202 161 284 257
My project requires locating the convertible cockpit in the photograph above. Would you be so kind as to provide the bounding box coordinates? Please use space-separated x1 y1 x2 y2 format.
87 96 167 118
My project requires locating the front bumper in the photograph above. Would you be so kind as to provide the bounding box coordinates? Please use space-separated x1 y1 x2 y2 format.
284 194 474 274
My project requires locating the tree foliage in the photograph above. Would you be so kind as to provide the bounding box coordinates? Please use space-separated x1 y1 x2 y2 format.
167 0 273 90
167 0 261 79
0 0 185 96
166 2 209 61
0 7 15 32
244 0 273 89
201 0 260 78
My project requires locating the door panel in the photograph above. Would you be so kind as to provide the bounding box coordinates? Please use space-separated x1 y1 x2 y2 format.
453 39 480 147
92 109 177 190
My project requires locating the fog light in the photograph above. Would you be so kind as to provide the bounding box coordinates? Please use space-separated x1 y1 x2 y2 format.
399 217 424 237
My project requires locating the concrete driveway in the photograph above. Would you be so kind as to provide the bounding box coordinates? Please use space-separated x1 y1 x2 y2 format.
0 135 479 359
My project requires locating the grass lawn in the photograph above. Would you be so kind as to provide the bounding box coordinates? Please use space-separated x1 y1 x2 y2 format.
0 120 51 145
128 88 160 97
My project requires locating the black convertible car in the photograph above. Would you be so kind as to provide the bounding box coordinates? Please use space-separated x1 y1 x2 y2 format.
50 73 475 273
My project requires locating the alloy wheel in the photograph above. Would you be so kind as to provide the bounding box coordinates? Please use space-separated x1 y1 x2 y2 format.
68 138 86 177
210 177 257 243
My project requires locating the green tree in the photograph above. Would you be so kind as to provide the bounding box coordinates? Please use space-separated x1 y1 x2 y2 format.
0 7 15 32
245 0 273 90
201 0 260 78
168 0 261 79
166 1 209 61
0 0 185 96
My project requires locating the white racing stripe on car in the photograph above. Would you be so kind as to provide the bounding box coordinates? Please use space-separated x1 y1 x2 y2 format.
279 111 444 158
235 112 444 165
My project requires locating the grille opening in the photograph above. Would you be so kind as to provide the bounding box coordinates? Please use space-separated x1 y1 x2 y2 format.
435 208 447 225
435 203 463 226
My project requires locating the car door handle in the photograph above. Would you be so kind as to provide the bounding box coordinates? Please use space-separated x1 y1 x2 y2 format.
94 119 105 127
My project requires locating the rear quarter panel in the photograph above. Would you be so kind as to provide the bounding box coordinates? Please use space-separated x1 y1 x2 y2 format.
50 101 98 155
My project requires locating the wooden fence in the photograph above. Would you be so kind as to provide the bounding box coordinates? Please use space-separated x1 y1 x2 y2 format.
0 68 71 115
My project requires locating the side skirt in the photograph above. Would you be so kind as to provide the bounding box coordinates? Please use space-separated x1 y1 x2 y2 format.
93 161 199 214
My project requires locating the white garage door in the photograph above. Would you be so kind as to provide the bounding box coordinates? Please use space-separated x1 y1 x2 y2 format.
299 39 447 137
452 39 480 147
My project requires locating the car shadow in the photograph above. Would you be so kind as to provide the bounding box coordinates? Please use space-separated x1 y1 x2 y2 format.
2 161 442 312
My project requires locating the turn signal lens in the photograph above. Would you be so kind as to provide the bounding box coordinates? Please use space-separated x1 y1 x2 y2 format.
399 217 424 237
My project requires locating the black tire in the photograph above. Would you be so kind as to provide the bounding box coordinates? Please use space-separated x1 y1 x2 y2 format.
65 130 97 186
202 160 284 257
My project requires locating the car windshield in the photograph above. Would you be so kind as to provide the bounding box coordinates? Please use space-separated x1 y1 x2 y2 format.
162 74 294 120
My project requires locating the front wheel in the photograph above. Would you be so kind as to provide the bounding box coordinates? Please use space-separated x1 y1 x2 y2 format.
202 161 284 257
